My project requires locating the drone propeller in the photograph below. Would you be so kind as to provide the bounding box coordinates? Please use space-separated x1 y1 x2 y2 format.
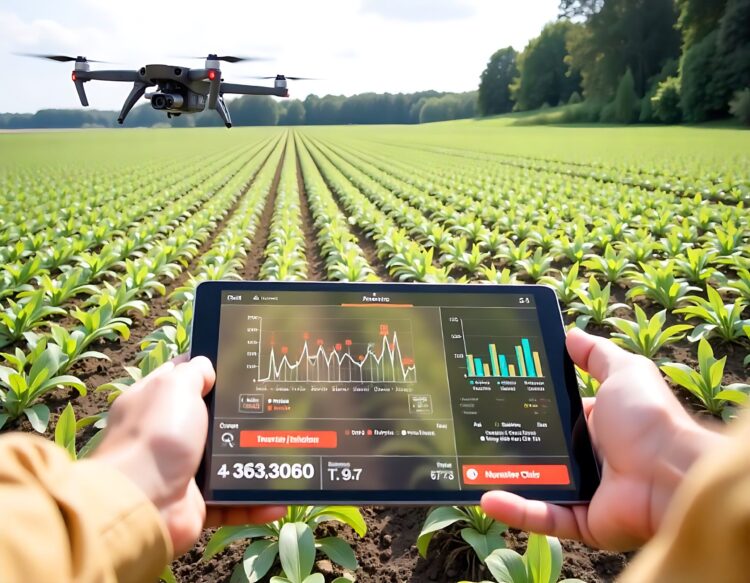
246 75 319 81
182 54 269 63
14 53 109 63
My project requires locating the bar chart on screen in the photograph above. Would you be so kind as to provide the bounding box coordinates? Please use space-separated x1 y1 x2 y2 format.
445 314 546 380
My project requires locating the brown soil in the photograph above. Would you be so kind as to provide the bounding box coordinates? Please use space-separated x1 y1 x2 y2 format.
295 146 327 282
242 144 286 280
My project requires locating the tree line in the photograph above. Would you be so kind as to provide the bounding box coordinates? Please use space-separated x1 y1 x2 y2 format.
478 0 750 124
0 90 477 129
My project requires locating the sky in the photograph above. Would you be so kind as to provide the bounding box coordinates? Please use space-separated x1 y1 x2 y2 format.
0 0 559 113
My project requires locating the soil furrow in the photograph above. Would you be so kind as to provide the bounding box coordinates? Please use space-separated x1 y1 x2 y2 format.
301 136 393 282
242 142 287 280
295 139 327 282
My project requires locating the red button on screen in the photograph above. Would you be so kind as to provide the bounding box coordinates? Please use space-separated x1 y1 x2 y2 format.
462 464 570 485
240 430 338 449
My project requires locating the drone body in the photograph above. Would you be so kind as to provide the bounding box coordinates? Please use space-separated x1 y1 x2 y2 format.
36 54 293 128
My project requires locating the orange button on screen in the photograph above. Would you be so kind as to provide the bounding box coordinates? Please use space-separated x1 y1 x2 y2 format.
240 430 338 449
463 464 570 485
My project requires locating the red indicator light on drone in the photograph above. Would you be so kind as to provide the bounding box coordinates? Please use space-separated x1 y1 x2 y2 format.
71 72 77 81
208 69 217 81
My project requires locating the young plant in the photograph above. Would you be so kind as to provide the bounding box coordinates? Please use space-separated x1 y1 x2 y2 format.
605 305 693 359
0 256 47 298
576 366 599 398
139 304 194 361
418 506 506 580
0 341 86 432
673 248 723 287
0 290 65 348
460 533 584 583
27 324 110 373
29 268 99 307
204 506 366 583
720 268 750 301
582 245 635 284
661 338 750 419
98 340 172 401
481 265 518 285
539 264 585 306
71 300 132 345
515 248 554 282
675 286 749 343
626 261 699 310
53 402 105 460
568 277 629 330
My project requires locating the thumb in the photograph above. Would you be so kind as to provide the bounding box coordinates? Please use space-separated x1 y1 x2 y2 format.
566 328 636 383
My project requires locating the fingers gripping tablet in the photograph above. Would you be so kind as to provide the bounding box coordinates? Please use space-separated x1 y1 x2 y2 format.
192 282 600 505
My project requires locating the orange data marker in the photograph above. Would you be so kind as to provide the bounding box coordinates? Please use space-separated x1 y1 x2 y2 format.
281 346 288 354
367 429 373 436
358 354 365 361
317 339 324 346
379 324 388 336
303 332 310 340
403 357 414 365
335 343 342 351
345 339 352 346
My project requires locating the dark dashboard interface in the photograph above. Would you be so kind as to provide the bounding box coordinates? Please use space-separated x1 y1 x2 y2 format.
199 284 595 502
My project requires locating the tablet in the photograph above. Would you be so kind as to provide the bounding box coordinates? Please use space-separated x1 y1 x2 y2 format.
192 281 600 505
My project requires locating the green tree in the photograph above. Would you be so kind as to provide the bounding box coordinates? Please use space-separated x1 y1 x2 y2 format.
567 0 680 100
676 0 729 49
680 30 724 121
478 47 518 116
712 0 750 107
652 76 683 123
614 68 639 123
511 21 582 111
231 95 279 126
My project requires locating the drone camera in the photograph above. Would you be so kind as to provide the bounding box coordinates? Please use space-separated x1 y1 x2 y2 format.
151 93 184 110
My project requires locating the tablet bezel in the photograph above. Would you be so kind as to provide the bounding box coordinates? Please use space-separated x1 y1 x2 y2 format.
192 281 600 505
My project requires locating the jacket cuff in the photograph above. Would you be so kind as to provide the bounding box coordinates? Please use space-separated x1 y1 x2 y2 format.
71 459 174 583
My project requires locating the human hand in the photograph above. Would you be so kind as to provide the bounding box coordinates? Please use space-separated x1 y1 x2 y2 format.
481 328 727 551
92 356 286 555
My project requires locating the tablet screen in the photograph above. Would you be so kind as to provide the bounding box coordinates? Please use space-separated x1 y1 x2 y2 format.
197 283 598 504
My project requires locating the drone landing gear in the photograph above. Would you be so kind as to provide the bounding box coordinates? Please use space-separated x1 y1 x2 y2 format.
117 81 149 125
215 96 232 128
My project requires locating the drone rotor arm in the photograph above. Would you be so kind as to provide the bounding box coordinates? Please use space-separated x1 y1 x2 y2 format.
219 82 288 97
79 70 141 82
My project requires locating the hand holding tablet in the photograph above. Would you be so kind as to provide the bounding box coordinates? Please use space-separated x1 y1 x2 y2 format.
191 282 600 505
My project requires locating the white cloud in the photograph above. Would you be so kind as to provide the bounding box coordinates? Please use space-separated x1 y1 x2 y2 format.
361 0 475 22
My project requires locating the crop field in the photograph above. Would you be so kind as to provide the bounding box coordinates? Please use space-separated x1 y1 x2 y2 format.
0 121 749 583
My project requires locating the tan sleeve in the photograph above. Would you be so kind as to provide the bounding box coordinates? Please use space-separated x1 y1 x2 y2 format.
619 411 750 583
0 433 173 583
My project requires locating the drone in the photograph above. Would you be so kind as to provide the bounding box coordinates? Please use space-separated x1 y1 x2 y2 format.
20 53 314 128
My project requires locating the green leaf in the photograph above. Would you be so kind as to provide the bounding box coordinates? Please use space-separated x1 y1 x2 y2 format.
203 525 276 560
417 506 467 557
25 403 50 433
715 389 749 405
159 565 177 583
279 523 315 583
301 575 324 583
525 534 562 583
316 537 358 570
242 540 279 583
460 527 506 563
0 413 8 430
54 402 77 459
311 507 367 537
485 549 528 583
78 428 106 459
